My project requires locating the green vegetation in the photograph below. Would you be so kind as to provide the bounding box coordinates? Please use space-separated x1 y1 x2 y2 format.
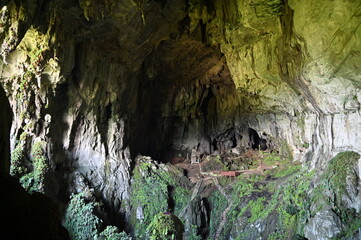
131 161 168 238
261 150 301 178
98 226 131 240
202 155 229 172
10 27 50 104
277 170 314 236
147 212 183 240
323 151 361 239
19 140 49 193
188 225 201 240
262 151 283 165
248 197 267 222
325 151 360 205
302 143 310 149
64 192 101 240
208 157 314 239
273 164 302 178
209 151 361 239
64 192 131 240
209 190 228 236
334 209 361 240
130 158 190 239
209 174 266 238
16 45 45 97
10 139 26 176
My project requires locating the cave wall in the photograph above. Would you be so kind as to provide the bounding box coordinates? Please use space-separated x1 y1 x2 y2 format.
0 0 191 226
188 0 361 167
129 39 241 160
0 0 360 234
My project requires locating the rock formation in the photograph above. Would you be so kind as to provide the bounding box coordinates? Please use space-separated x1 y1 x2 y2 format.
0 0 360 239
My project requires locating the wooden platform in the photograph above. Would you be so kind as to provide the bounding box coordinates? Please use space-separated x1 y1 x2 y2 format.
220 171 241 177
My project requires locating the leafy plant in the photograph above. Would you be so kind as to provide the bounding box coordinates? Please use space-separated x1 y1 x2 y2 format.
19 140 49 193
273 164 301 178
64 192 132 240
98 226 132 240
187 225 201 240
64 192 101 240
147 212 182 240
10 140 26 176
248 197 268 222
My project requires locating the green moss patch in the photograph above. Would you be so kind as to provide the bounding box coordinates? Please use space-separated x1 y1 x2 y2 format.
324 151 361 239
64 192 131 240
208 160 312 239
19 140 49 193
147 212 183 240
130 157 191 239
10 139 26 177
325 151 360 204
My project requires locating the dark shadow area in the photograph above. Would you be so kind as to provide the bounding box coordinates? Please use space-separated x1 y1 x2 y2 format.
47 82 72 202
200 198 211 238
249 128 267 150
0 85 68 239
0 174 69 239
212 128 238 152
0 84 12 173
167 185 175 212
128 39 239 162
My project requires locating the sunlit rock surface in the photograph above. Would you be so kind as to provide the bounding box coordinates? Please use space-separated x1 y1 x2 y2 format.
0 0 360 239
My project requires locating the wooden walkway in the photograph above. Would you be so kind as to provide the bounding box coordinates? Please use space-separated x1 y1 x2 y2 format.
201 161 276 177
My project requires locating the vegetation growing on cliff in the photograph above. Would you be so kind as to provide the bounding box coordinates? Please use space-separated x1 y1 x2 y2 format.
64 192 131 240
130 157 190 239
99 226 132 240
147 212 183 240
324 151 361 239
1 1 361 240
207 158 314 239
325 151 360 205
18 140 49 193
10 135 26 176
64 192 101 240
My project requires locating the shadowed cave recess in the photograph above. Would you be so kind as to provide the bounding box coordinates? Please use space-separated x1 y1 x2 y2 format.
1 0 361 239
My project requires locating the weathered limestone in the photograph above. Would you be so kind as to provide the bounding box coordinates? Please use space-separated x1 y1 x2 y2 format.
0 0 360 238
304 210 343 240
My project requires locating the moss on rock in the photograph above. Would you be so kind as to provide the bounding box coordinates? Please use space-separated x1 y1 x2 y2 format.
325 151 360 205
130 156 191 239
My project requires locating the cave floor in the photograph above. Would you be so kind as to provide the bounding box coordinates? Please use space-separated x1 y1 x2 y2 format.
170 148 295 239
173 148 283 183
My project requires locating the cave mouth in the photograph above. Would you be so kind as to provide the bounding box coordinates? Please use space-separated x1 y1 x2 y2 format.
128 40 274 162
0 84 12 174
129 39 241 162
249 128 267 151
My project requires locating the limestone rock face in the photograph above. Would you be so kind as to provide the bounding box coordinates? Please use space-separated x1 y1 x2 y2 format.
0 0 361 238
188 0 361 166
304 210 343 240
